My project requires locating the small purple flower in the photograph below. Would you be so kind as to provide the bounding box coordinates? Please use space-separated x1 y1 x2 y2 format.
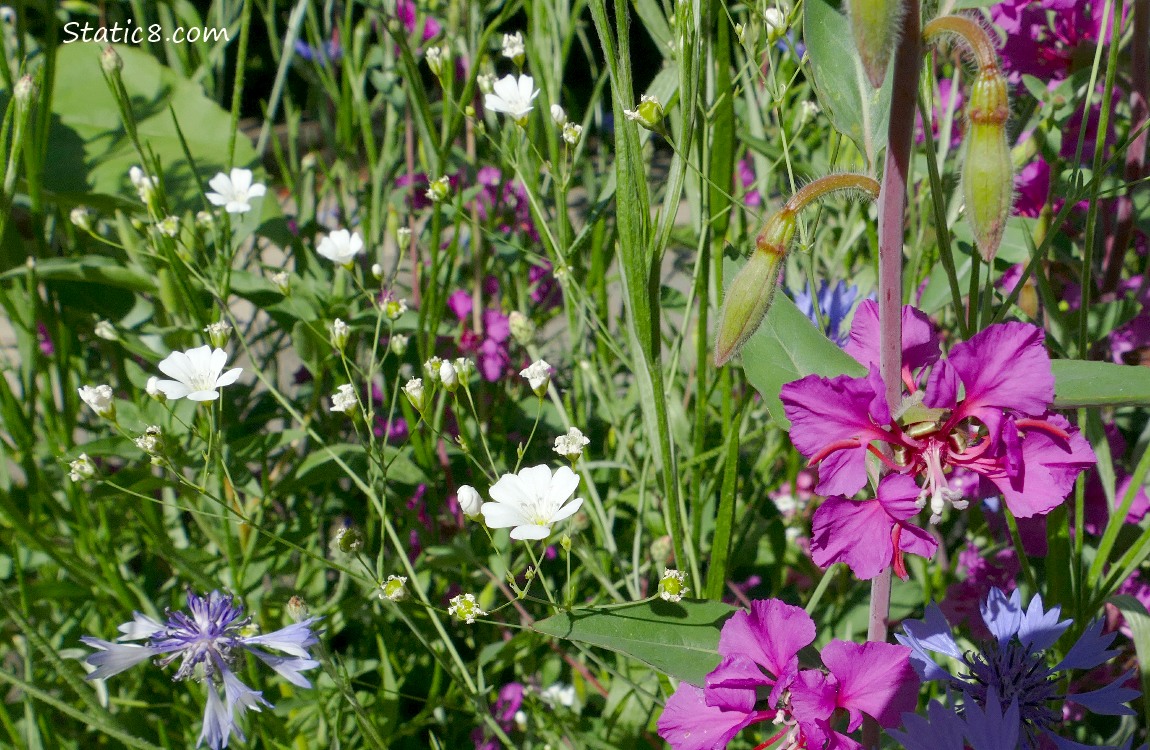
897 588 1139 749
472 682 525 749
792 279 862 347
82 590 321 750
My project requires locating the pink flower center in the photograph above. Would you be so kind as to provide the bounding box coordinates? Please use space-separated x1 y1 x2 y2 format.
914 441 968 523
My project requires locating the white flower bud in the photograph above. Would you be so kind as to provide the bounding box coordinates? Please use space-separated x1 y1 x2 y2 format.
519 359 551 397
329 318 350 351
78 384 115 419
403 377 427 411
458 485 483 519
439 359 458 391
94 320 117 341
550 103 567 126
68 453 96 482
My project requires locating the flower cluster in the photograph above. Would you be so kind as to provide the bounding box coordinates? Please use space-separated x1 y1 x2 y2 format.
658 598 920 749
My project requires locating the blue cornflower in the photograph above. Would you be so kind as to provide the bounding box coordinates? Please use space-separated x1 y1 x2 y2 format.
792 279 861 346
897 588 1140 750
890 689 1020 750
82 590 321 749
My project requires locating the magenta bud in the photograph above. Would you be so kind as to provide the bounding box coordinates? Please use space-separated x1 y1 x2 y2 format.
847 0 905 88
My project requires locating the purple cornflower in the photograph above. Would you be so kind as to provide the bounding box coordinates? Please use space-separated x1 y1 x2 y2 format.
657 598 920 750
792 279 862 347
780 302 1095 522
889 691 1021 750
82 590 321 749
897 588 1139 750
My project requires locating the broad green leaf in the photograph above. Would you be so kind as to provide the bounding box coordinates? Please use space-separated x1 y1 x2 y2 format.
1052 360 1150 408
1109 595 1150 728
1 256 156 292
803 0 893 168
533 600 737 686
46 44 260 207
734 258 866 429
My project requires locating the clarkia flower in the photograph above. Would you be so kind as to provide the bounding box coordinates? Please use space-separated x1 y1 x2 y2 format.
81 590 321 750
480 464 583 540
657 598 920 750
780 302 1095 522
205 168 266 215
153 346 242 402
897 588 1140 749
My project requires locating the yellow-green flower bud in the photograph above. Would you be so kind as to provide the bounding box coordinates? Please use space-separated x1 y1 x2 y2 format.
334 526 365 554
713 212 793 366
963 69 1012 263
624 95 665 133
847 0 904 89
658 569 689 602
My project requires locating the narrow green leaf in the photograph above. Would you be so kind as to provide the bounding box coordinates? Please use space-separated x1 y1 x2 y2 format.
2 256 155 292
1051 360 1150 408
1109 595 1150 729
803 0 893 168
533 600 737 686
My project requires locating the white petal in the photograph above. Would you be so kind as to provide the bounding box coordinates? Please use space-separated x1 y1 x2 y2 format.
183 345 215 371
492 74 520 101
548 497 583 524
225 201 250 214
247 183 267 198
205 192 228 206
229 168 252 193
510 524 552 540
157 351 194 383
214 368 242 388
543 465 580 513
481 501 528 529
187 390 221 402
488 471 536 508
207 172 232 196
154 379 191 399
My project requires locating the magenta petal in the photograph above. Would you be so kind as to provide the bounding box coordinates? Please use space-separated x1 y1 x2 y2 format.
446 289 473 322
780 374 892 497
979 414 1096 518
656 683 759 750
810 497 895 580
923 358 958 409
717 599 815 690
845 301 940 373
821 640 921 731
876 473 926 521
788 669 838 746
705 654 769 712
948 322 1055 424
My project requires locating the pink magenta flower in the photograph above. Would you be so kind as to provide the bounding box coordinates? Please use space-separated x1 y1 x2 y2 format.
780 302 1095 522
657 599 919 750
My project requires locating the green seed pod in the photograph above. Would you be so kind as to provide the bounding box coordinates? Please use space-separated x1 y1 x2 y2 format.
713 212 794 366
847 0 904 89
963 69 1013 263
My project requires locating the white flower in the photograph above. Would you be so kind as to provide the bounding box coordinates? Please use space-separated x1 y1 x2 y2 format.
128 166 157 204
316 229 365 265
380 575 408 602
371 263 383 279
477 73 496 94
501 31 525 61
550 103 567 126
94 320 117 340
157 215 179 237
403 377 427 411
145 376 165 400
382 296 408 321
70 206 93 231
485 74 540 122
540 683 578 709
481 464 583 541
69 454 96 482
553 427 590 460
439 360 458 391
389 334 409 356
658 569 688 602
562 122 582 146
519 359 551 396
203 321 232 348
423 357 443 383
329 318 350 351
135 425 162 455
448 593 487 624
205 168 266 214
426 45 449 76
458 485 483 519
396 226 413 245
763 8 786 41
452 358 474 381
152 346 242 402
78 384 114 418
330 384 357 414
425 176 451 203
270 271 290 294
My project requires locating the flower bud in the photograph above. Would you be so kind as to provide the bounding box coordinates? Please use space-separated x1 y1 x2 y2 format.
13 75 35 108
100 46 123 74
389 333 409 356
371 263 383 280
439 359 459 392
448 593 486 624
426 45 449 77
713 212 793 366
508 311 536 345
78 384 115 419
963 68 1012 263
847 0 904 88
763 8 787 43
423 357 443 383
94 320 117 340
550 103 567 126
403 377 428 411
658 569 689 602
380 575 408 601
204 321 232 349
68 453 96 482
146 376 166 402
623 94 665 133
286 596 310 622
453 357 474 382
70 206 93 232
270 271 290 294
134 425 163 456
425 175 451 203
458 485 483 518
334 526 364 554
329 318 350 352
562 122 582 146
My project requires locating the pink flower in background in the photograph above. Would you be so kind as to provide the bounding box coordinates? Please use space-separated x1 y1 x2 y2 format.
1014 157 1051 218
736 158 761 207
991 0 1120 85
396 0 440 45
915 77 964 149
781 302 1095 522
940 542 1020 640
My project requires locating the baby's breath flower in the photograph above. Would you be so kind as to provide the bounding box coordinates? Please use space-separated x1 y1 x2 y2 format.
389 334 409 356
403 377 428 411
550 103 567 126
426 45 449 77
423 357 443 383
448 593 486 624
562 122 583 146
425 175 451 203
128 166 158 206
70 206 93 232
477 73 496 94
333 526 364 554
68 453 96 482
371 263 383 279
195 210 214 229
157 215 179 237
396 226 413 245
623 94 665 132
153 346 242 402
439 360 459 392
78 384 115 419
380 575 408 602
799 100 820 125
553 427 590 461
330 384 357 414
317 229 364 266
205 168 266 215
270 271 290 294
382 296 408 320
204 321 232 349
508 311 536 346
145 376 165 401
501 31 525 63
763 7 786 42
134 425 162 456
457 485 483 519
485 74 540 125
452 357 474 381
94 320 117 340
519 359 551 397
329 318 350 352
658 569 688 602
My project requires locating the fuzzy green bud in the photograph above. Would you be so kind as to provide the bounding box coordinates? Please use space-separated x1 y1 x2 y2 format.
658 569 689 602
334 526 365 554
847 0 904 89
380 575 408 602
963 69 1013 263
624 95 665 132
713 212 793 366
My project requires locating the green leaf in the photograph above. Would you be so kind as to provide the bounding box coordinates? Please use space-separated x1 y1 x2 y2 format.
533 600 737 686
1052 360 1150 408
1108 595 1150 729
1 256 156 292
735 260 866 428
803 0 893 168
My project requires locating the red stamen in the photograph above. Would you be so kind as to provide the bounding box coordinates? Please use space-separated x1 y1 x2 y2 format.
891 526 908 580
867 442 904 471
955 434 992 460
807 437 862 466
1015 417 1071 442
754 726 791 750
902 365 917 393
